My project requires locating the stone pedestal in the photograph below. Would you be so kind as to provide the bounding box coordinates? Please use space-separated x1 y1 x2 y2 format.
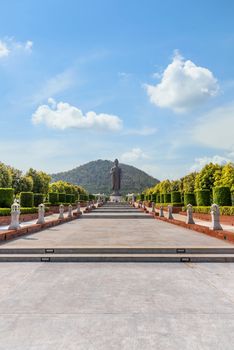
110 195 122 203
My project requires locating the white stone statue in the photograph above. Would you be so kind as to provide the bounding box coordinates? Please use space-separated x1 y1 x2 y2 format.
159 206 164 217
59 204 64 219
77 202 81 214
37 203 45 224
8 200 21 230
167 205 174 219
68 204 73 218
210 204 223 230
186 204 195 224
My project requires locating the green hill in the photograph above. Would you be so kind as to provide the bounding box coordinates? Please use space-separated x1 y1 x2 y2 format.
51 159 159 194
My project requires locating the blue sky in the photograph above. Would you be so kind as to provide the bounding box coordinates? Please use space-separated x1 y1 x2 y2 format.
0 0 234 180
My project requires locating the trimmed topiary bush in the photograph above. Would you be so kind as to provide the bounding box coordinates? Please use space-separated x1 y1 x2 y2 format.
184 193 196 206
20 192 34 207
140 194 144 201
195 189 211 206
0 188 14 208
48 192 59 205
58 193 66 203
213 187 232 206
66 194 75 203
160 194 164 203
156 194 161 203
163 193 171 203
152 193 156 202
171 191 181 204
33 193 44 207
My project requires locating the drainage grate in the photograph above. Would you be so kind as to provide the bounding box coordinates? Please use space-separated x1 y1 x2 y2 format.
45 249 54 254
180 257 190 263
177 248 186 254
41 257 51 262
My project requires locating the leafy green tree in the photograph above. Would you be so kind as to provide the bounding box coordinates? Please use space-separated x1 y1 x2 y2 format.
159 179 171 193
183 172 197 193
26 168 51 194
195 163 222 190
0 162 12 188
170 180 181 192
214 162 234 189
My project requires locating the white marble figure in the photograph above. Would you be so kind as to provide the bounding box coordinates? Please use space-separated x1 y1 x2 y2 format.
37 203 45 224
210 204 223 230
77 202 81 214
8 200 21 230
68 204 73 218
59 204 64 219
167 205 174 219
159 206 164 217
186 204 195 224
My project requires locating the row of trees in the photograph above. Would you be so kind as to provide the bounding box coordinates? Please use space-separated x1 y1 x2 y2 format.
145 163 234 196
0 162 51 194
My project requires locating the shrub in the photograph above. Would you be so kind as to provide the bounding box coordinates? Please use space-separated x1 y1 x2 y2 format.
58 193 66 203
160 194 164 203
182 206 234 216
213 187 232 206
152 193 156 202
66 194 75 203
171 191 181 204
20 192 34 207
140 194 144 201
156 194 161 203
48 192 59 205
232 189 234 206
33 193 44 207
184 193 196 206
0 188 14 208
195 189 211 206
163 193 171 203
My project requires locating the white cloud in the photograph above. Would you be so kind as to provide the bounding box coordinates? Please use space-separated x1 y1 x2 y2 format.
190 155 231 172
192 104 234 150
0 38 33 58
145 51 219 113
123 127 157 136
0 40 10 58
32 98 123 131
120 148 149 162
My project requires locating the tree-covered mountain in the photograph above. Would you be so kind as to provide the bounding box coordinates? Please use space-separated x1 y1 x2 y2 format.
51 159 159 194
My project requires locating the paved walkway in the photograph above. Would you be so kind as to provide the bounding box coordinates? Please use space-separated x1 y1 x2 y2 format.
0 262 234 349
1 215 232 249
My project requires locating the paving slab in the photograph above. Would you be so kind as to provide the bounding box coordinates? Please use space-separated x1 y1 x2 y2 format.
0 217 233 249
0 263 234 349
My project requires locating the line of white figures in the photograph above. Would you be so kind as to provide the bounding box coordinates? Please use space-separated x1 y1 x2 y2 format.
8 200 84 231
138 202 224 231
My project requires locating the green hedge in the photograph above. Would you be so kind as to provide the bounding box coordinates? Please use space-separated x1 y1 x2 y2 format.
58 193 66 203
156 194 161 203
213 187 232 206
66 194 75 203
184 193 196 206
140 194 144 201
156 202 183 207
160 194 164 203
195 189 211 206
0 207 48 216
33 193 44 207
0 188 14 208
171 191 181 204
79 194 89 201
20 192 34 208
163 193 171 203
152 193 156 202
182 206 234 216
48 192 59 204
